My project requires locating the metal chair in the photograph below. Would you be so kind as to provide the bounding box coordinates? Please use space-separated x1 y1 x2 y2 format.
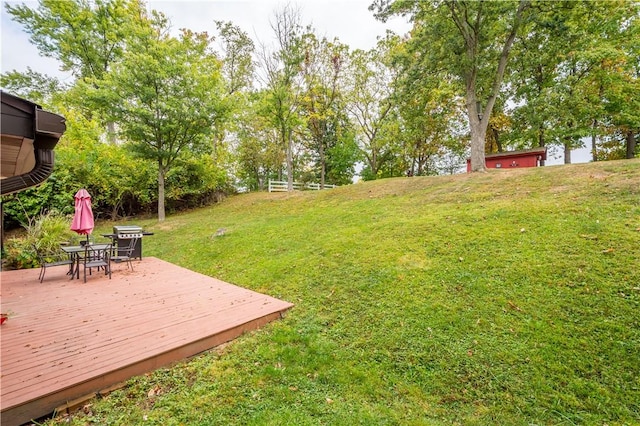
34 245 74 283
110 237 139 271
82 244 111 282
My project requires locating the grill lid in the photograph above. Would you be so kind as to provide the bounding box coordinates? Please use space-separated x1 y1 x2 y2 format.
113 225 143 234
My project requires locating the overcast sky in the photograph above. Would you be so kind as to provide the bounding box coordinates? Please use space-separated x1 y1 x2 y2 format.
0 0 589 164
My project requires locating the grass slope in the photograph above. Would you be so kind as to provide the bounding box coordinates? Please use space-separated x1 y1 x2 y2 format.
56 160 639 425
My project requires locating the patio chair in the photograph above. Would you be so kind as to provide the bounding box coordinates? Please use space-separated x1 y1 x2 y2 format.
34 245 74 283
83 243 111 283
110 237 139 271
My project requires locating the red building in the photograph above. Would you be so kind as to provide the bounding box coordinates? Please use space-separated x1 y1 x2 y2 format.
466 147 547 172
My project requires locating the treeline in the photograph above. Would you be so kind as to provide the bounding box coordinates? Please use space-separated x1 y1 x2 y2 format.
1 131 231 229
1 0 638 225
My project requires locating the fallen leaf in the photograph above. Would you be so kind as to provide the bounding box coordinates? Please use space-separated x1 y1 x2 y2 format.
580 234 598 240
508 300 522 312
326 398 334 404
148 386 161 398
602 248 615 254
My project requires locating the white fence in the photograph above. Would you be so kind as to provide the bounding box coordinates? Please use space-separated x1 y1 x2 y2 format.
268 180 338 192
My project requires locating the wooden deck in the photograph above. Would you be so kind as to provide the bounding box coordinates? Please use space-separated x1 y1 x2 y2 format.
0 257 293 426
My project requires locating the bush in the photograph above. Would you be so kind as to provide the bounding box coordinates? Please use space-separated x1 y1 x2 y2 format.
2 238 38 270
164 154 233 212
2 211 77 270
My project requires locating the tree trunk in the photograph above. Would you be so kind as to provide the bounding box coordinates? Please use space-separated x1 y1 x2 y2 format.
319 139 326 189
538 126 546 166
591 119 598 162
111 199 122 221
157 163 166 222
469 133 486 171
564 120 574 164
370 149 378 178
564 141 572 164
493 127 503 152
626 130 637 159
106 121 116 144
286 130 294 191
467 95 488 172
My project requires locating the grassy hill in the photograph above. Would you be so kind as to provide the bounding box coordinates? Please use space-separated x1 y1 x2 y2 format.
60 160 639 425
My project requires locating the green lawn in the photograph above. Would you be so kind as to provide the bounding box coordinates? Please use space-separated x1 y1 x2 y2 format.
54 160 639 425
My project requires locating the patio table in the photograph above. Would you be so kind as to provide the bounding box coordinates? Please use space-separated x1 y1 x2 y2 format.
61 243 111 280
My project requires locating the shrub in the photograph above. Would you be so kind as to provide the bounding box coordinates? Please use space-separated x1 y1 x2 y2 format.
2 211 76 270
2 238 38 270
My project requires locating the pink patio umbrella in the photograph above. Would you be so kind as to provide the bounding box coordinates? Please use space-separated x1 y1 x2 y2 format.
70 188 94 244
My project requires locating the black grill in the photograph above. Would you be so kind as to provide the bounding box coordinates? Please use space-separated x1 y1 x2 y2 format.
112 225 146 259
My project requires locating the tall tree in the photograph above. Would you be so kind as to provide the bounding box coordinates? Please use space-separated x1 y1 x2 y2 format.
300 33 350 187
344 46 398 180
390 30 467 175
587 1 640 160
257 5 305 190
505 2 565 163
372 0 530 172
215 20 255 96
235 91 286 191
210 21 256 165
92 16 224 221
6 0 145 140
506 1 639 163
5 0 142 80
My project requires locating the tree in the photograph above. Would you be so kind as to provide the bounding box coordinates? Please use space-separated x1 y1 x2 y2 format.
0 68 65 107
256 5 308 190
505 1 639 163
6 0 146 140
209 21 256 172
372 0 530 172
300 33 351 187
93 16 225 221
588 1 640 160
5 0 141 81
504 2 566 163
54 107 155 220
235 92 285 191
323 119 360 185
215 20 256 96
390 30 467 175
545 2 612 164
344 46 398 180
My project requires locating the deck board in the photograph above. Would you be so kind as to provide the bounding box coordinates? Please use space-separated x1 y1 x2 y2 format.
0 257 293 426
